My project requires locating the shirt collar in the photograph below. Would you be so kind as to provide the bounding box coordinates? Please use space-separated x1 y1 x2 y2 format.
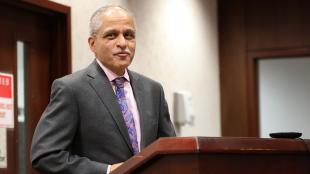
96 59 130 82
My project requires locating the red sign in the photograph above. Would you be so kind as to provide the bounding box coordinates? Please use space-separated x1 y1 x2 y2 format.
0 73 14 128
0 74 12 98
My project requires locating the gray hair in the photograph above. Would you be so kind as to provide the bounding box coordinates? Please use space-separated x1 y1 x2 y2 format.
89 5 134 37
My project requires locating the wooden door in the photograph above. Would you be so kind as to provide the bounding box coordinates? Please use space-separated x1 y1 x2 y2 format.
0 1 71 173
219 0 310 137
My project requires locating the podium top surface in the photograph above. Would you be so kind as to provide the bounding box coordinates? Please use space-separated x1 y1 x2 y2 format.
111 137 310 174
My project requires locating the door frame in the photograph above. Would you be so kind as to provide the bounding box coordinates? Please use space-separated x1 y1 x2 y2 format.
219 0 310 137
0 0 71 173
247 47 310 136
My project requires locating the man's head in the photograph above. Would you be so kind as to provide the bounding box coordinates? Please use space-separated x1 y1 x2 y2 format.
88 5 136 76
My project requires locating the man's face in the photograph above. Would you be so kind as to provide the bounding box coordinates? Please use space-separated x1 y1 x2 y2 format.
88 8 136 75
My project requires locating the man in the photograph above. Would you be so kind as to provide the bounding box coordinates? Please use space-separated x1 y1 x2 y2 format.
30 5 175 174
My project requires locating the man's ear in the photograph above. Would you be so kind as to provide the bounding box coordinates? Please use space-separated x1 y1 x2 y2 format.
88 37 96 52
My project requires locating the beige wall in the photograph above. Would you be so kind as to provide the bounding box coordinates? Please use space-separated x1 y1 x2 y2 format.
49 0 221 136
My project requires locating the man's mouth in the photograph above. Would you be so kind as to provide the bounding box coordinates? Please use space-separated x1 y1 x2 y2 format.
114 52 130 57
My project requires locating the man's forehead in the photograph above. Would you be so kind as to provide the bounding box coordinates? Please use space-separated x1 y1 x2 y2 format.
101 26 135 35
100 18 135 30
102 15 134 24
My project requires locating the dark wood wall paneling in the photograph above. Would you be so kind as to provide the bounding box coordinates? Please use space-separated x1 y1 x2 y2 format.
0 0 71 173
219 0 310 137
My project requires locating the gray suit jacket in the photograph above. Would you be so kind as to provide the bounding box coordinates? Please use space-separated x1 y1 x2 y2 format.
30 60 175 174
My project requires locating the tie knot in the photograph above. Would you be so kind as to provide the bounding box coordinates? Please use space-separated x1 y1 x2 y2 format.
113 77 126 88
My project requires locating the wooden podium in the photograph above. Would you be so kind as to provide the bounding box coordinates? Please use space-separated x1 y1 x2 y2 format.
111 137 310 174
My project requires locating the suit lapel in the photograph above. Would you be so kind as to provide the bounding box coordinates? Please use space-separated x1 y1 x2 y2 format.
86 61 134 153
128 71 148 149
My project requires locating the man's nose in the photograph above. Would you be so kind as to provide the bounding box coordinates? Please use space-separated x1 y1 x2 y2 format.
116 35 126 48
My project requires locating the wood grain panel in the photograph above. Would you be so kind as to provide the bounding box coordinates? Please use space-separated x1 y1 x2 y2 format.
246 0 306 50
0 1 71 173
219 0 310 136
219 0 248 136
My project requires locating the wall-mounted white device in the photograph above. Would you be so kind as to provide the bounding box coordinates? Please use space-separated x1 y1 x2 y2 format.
173 91 194 126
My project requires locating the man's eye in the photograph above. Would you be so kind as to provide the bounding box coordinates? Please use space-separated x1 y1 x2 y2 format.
104 33 116 39
124 33 135 40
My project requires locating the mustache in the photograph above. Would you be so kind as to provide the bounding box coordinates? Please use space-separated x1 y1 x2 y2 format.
113 49 131 55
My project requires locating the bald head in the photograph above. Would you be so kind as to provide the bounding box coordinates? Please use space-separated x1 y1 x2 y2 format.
89 5 135 37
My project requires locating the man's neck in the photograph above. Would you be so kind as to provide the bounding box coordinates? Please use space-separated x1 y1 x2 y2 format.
95 59 130 82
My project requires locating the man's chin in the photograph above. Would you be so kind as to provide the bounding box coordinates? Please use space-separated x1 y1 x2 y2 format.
115 55 131 61
116 57 133 65
119 63 131 69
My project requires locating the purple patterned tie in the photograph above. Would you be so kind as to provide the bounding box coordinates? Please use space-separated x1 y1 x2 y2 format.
113 77 139 154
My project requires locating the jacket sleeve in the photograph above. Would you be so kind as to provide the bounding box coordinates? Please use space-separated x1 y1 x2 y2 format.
30 79 108 174
157 85 176 137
